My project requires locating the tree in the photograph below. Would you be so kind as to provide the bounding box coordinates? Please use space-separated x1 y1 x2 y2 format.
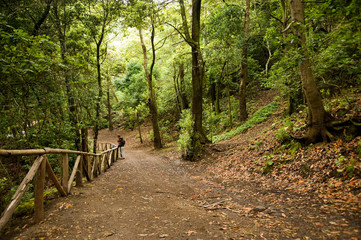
239 0 250 122
53 0 81 150
77 0 121 153
205 4 243 124
114 61 148 139
123 0 163 149
178 0 209 159
289 0 330 143
138 18 162 149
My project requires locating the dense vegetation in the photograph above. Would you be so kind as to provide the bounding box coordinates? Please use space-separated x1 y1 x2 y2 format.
0 0 360 215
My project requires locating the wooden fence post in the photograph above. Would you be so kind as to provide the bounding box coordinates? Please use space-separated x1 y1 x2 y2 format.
34 156 46 223
61 154 69 194
44 156 67 196
86 155 91 179
92 155 98 178
103 153 108 172
76 155 83 187
0 156 45 231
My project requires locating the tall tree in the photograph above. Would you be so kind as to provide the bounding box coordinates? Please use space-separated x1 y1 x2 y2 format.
123 0 163 149
239 0 250 122
178 0 209 159
289 0 330 143
53 0 81 150
77 0 120 153
139 24 162 149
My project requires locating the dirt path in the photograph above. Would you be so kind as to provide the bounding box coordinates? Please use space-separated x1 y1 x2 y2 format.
10 150 237 239
3 128 361 239
3 129 250 239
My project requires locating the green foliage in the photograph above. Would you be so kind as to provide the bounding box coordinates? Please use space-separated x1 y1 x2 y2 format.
277 140 302 156
177 109 193 154
335 154 357 178
262 155 274 174
264 45 302 99
204 96 239 138
115 62 147 108
13 188 58 217
249 140 264 150
115 62 149 129
276 128 291 143
205 5 243 43
0 177 7 193
14 198 34 217
214 102 280 142
159 120 172 143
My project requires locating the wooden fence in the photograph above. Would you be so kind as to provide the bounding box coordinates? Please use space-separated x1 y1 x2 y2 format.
0 143 120 232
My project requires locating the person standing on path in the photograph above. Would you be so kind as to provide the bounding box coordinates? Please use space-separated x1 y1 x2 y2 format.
117 135 125 159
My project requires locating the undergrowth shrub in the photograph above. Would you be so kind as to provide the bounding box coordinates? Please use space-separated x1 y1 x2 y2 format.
159 120 172 143
13 188 58 217
262 155 274 174
177 109 193 154
276 128 290 143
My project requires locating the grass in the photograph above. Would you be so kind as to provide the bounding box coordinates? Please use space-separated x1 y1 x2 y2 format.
213 101 280 143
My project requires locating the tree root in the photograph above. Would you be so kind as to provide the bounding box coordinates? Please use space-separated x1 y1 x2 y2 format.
292 118 361 145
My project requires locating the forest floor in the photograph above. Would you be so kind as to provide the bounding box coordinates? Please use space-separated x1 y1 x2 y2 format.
2 103 361 239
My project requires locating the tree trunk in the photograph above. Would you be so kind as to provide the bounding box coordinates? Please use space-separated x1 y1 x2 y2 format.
190 0 209 158
93 42 102 153
53 3 80 150
278 0 303 115
239 0 250 122
32 0 53 36
227 82 233 128
135 111 143 144
172 64 182 115
81 128 88 153
210 81 216 112
106 75 113 131
289 0 330 143
178 0 209 159
178 63 189 110
139 28 162 149
215 82 220 115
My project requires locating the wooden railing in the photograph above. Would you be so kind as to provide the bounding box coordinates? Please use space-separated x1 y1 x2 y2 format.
0 143 120 232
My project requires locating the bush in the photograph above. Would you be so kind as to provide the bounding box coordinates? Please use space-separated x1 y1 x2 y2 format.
276 128 291 143
177 109 193 154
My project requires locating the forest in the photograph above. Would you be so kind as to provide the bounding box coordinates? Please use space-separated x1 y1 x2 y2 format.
0 0 361 235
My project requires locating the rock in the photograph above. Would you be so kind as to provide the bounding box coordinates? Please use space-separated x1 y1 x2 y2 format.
252 206 267 212
103 231 114 237
264 208 277 215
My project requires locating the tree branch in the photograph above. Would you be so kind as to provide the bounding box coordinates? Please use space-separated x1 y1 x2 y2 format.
269 13 283 25
32 0 53 36
282 20 295 33
166 22 192 45
154 32 177 51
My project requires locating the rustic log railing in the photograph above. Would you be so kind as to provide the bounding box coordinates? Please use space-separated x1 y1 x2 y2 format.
0 142 120 232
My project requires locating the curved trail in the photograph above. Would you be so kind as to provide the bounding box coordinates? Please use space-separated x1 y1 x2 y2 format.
6 128 360 239
8 133 245 239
